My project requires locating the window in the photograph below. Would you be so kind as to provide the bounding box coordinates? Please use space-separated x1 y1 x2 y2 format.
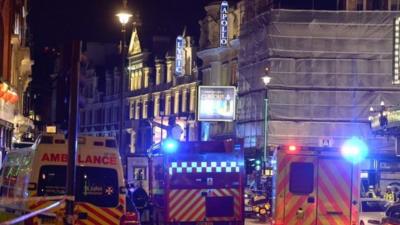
391 0 400 10
38 166 67 196
289 162 314 195
76 167 119 207
80 112 85 125
38 166 119 207
108 108 112 123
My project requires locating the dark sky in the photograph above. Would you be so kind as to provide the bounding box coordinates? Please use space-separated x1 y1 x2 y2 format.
30 0 218 46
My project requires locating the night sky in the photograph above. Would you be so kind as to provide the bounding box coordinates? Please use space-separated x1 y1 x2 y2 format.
29 0 231 125
30 0 219 45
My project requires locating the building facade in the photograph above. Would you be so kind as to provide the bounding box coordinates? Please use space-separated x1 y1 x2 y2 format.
197 1 244 141
126 28 200 156
0 0 33 157
79 43 121 138
124 28 200 186
238 0 400 189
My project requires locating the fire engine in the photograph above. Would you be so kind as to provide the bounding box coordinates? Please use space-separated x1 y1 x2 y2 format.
148 138 245 225
271 142 364 225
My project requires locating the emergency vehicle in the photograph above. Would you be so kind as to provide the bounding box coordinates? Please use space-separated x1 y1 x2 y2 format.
271 145 361 225
0 134 134 225
149 139 245 225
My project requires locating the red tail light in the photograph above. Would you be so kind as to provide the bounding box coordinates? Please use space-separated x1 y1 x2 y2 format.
288 145 297 152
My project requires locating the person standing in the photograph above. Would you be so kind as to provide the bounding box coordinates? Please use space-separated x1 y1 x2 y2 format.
384 186 396 202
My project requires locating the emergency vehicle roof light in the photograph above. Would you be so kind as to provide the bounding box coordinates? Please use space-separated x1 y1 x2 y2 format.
162 138 179 154
341 137 368 164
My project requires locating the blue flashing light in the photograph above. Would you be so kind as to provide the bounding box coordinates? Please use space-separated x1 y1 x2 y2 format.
255 160 261 165
341 137 368 164
162 138 179 154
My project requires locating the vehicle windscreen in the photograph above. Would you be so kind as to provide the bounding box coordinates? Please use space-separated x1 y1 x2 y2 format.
38 165 119 207
362 200 388 212
1 150 33 198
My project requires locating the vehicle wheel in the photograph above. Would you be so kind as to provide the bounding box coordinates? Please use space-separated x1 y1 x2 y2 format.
360 221 364 225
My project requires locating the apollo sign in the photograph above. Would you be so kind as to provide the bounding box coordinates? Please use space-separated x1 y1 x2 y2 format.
220 1 229 47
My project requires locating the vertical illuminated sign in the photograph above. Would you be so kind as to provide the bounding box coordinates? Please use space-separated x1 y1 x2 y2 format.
220 1 229 47
175 36 185 76
394 17 400 85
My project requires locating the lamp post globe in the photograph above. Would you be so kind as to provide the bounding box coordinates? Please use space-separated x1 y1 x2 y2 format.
116 11 132 26
262 75 271 86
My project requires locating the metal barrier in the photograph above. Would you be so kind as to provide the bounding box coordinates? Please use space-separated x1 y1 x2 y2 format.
0 195 70 225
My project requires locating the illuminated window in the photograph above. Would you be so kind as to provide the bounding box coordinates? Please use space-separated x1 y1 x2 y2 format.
181 89 187 112
190 87 196 112
174 91 180 114
135 101 140 120
129 101 135 119
154 95 160 117
143 98 148 119
130 72 135 91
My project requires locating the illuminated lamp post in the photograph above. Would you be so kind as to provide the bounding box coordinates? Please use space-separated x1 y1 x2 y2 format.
262 67 271 174
116 0 132 176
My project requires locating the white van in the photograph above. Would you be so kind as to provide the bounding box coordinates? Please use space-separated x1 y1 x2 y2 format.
0 134 134 225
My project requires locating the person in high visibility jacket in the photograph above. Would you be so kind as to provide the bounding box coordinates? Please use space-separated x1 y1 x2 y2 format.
384 186 396 202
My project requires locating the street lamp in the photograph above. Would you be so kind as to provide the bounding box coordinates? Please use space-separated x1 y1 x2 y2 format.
262 67 271 174
368 100 388 129
116 1 132 173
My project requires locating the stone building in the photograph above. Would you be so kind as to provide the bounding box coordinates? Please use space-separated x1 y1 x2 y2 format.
197 1 244 141
238 0 400 189
79 43 121 138
126 28 200 155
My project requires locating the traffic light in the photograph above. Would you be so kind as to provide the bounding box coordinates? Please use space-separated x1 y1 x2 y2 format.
341 137 368 164
162 138 179 154
255 159 261 171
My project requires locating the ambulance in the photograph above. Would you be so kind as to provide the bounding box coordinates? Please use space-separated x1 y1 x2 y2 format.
0 134 135 225
271 145 361 225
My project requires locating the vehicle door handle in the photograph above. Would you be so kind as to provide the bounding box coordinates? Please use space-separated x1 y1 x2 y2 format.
78 212 88 219
327 211 343 215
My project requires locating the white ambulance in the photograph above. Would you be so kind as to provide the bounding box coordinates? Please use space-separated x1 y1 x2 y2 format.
272 145 361 225
0 134 136 225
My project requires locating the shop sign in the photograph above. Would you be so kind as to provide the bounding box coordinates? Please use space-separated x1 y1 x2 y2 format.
175 36 185 76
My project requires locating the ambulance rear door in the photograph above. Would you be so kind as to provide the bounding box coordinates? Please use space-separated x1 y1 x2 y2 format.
283 153 318 225
316 157 356 225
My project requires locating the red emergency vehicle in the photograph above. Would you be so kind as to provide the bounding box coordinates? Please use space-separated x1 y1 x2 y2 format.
149 139 245 225
272 145 360 225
